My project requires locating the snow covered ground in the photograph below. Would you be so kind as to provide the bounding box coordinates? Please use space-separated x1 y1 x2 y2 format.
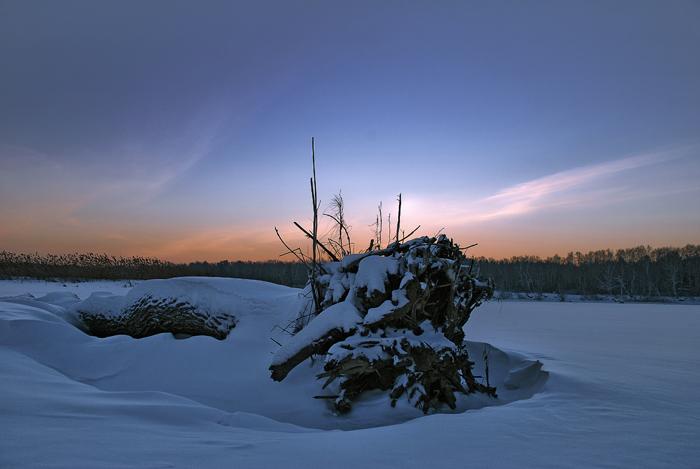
1 278 699 468
493 290 700 305
0 278 140 298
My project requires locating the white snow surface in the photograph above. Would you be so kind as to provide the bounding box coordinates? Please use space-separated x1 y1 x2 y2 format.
271 299 362 366
1 278 699 468
354 255 399 293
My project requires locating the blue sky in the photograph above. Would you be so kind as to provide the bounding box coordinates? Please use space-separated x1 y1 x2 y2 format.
1 1 699 261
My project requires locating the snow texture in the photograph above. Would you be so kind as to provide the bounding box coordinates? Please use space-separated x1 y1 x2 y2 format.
271 300 362 365
354 255 399 294
1 278 698 468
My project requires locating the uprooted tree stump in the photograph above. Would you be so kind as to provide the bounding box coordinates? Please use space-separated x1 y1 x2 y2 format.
78 295 237 340
270 234 496 414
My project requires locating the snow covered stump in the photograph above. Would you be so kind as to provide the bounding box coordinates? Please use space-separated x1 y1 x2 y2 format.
270 235 496 414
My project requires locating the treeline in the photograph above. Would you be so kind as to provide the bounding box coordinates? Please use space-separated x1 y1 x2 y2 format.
2 245 700 297
476 245 700 298
0 252 307 287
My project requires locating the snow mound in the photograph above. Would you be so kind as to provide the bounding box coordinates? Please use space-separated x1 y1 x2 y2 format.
0 277 547 428
71 277 296 339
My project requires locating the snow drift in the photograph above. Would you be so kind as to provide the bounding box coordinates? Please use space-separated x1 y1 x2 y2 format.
1 278 698 467
0 277 544 429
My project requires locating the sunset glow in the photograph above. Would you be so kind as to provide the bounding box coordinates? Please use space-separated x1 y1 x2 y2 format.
1 2 699 262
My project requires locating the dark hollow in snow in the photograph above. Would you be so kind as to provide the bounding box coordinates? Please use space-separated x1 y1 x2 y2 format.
78 295 237 340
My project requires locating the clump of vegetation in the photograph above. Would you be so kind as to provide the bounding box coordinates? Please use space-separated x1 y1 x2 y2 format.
0 251 180 280
0 251 307 286
78 295 236 340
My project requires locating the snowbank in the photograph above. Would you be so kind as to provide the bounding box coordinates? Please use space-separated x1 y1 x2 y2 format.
70 277 298 339
3 278 695 467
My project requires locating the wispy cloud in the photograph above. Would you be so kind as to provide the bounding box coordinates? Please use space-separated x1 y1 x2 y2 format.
475 150 674 221
414 146 696 226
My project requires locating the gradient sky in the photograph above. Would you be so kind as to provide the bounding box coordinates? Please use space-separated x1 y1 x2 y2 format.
1 1 699 261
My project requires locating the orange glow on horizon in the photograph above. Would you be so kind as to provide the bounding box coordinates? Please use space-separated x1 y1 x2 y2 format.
3 220 697 264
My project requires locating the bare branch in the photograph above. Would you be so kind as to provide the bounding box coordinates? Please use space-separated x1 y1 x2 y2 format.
399 225 421 243
270 337 283 347
293 222 340 262
274 227 310 267
310 137 321 314
395 193 402 244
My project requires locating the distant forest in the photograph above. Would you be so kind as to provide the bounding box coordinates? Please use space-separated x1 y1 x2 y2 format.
1 245 699 297
477 245 700 298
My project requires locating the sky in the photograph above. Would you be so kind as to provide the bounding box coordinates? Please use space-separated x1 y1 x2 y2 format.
1 0 699 262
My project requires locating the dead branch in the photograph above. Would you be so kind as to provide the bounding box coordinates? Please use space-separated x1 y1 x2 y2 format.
378 202 383 249
270 327 357 381
293 222 340 262
270 337 283 347
274 227 310 267
398 225 421 243
311 182 319 310
395 193 402 244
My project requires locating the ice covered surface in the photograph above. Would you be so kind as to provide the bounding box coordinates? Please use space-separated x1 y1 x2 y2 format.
1 279 699 467
493 290 700 304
